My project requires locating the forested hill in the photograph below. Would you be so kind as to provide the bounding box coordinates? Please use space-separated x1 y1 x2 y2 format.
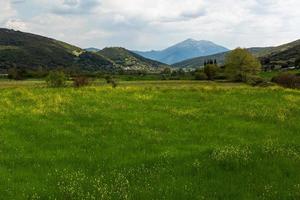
0 29 115 72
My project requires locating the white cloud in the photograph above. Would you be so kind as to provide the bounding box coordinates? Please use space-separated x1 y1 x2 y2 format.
2 0 300 50
5 19 28 31
0 0 17 23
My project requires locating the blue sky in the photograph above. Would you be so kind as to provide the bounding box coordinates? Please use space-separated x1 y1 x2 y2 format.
1 0 300 50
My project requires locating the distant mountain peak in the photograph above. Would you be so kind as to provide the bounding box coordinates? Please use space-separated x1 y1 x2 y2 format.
134 39 229 64
85 47 100 52
183 38 197 42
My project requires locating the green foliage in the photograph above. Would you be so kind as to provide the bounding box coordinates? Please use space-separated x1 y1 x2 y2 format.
104 75 113 84
225 48 262 82
46 71 67 87
104 75 118 88
111 79 118 88
245 75 267 87
195 71 208 80
204 64 218 80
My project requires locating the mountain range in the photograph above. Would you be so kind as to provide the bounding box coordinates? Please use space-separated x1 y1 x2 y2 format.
174 40 300 68
133 39 229 65
1 28 299 73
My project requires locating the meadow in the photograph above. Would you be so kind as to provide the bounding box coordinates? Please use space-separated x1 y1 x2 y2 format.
0 80 300 199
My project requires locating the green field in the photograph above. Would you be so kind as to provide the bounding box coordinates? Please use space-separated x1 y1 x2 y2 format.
0 81 300 199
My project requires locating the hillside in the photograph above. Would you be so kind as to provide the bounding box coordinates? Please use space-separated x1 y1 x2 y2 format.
98 47 168 71
173 47 273 68
134 39 229 64
0 28 117 72
260 39 300 67
174 39 300 68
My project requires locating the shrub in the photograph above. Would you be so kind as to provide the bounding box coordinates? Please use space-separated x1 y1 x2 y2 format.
73 76 90 88
104 75 113 84
111 79 118 88
195 72 208 80
245 75 266 86
104 75 118 88
272 73 300 88
46 71 67 87
8 67 25 80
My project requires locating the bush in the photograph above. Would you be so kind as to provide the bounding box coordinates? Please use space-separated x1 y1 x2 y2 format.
46 71 67 87
195 72 208 80
104 75 118 88
73 76 90 88
272 73 300 88
245 75 266 86
104 75 113 84
8 67 25 80
111 79 118 88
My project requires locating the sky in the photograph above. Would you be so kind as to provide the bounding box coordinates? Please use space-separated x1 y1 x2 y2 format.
1 0 300 50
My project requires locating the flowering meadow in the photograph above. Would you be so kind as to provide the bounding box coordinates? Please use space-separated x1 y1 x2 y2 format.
0 81 300 199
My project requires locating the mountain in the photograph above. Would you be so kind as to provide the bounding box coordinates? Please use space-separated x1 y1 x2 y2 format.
174 39 300 68
85 47 100 52
173 47 274 68
0 28 117 73
260 40 300 67
134 39 229 65
98 47 169 71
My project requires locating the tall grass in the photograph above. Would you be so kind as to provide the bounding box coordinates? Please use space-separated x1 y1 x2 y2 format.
0 81 299 199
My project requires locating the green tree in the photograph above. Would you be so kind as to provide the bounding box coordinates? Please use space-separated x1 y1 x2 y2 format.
46 71 67 87
225 48 261 81
204 64 218 80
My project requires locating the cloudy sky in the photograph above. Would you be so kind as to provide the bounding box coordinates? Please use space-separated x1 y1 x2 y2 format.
1 0 300 50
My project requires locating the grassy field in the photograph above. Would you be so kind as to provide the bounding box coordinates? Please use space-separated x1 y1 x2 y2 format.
0 80 300 199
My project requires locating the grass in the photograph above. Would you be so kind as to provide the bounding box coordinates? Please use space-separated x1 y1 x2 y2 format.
0 80 300 199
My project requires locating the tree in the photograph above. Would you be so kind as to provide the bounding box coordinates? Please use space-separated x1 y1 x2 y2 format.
46 71 67 87
204 64 218 80
225 48 261 82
